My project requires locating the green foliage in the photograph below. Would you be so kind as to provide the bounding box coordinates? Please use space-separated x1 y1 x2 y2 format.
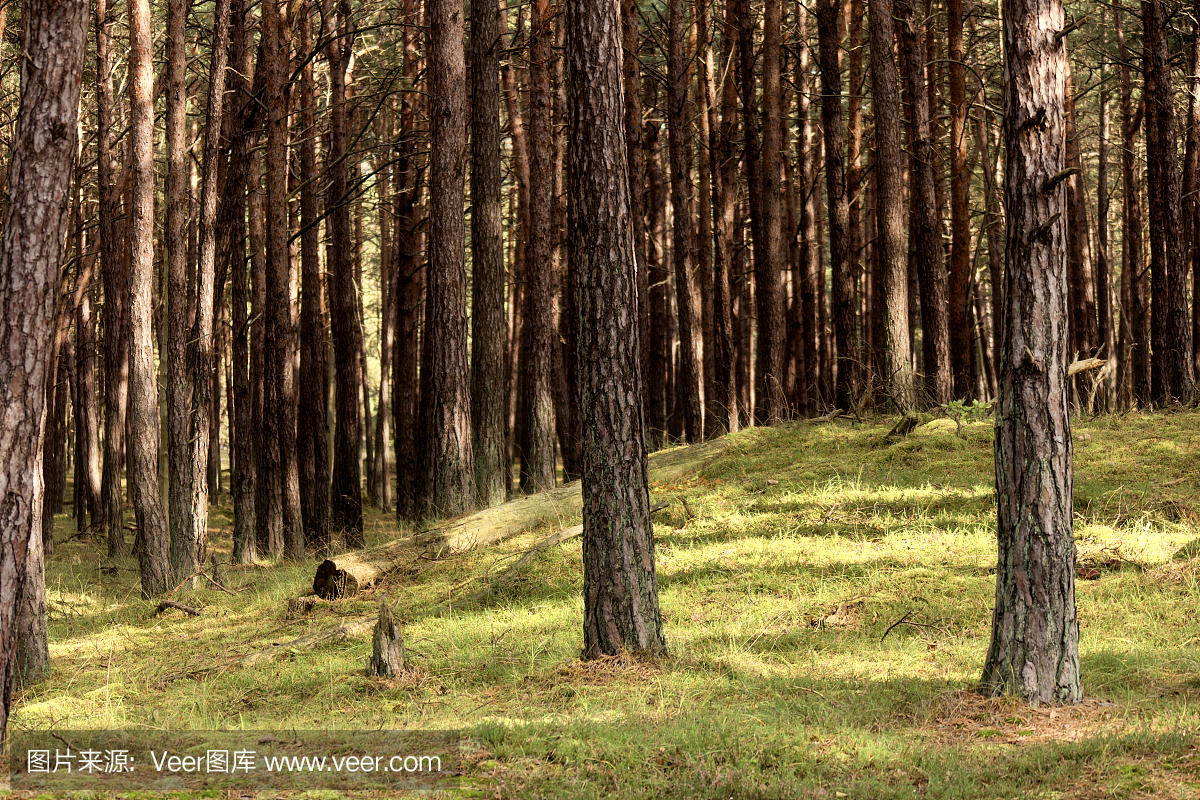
17 411 1200 798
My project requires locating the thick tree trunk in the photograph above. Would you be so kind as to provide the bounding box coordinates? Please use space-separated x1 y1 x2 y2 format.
1144 0 1196 404
0 0 87 721
130 0 170 595
868 0 916 413
982 0 1080 704
668 0 703 442
471 0 507 509
897 0 951 406
568 0 667 657
420 0 476 518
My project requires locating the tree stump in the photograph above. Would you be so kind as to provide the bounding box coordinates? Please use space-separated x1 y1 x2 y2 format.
368 600 404 677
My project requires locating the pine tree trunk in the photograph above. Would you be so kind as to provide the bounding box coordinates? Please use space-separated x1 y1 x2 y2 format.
947 0 973 399
1065 74 1098 361
471 0 507 508
130 0 170 595
897 0 951 406
1144 0 1196 404
817 0 858 412
796 0 819 416
0 0 87 719
668 0 703 441
982 0 1080 704
297 0 330 549
569 0 666 658
421 0 476 518
645 81 670 448
868 0 916 413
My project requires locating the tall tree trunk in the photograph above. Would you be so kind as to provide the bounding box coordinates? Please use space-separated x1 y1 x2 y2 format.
982 0 1080 704
1116 2 1149 406
230 0 256 563
817 0 857 412
1144 0 1196 404
645 80 670 447
568 0 666 658
1065 73 1098 362
668 0 703 441
471 0 507 508
622 0 650 436
421 0 476 517
97 0 128 558
868 0 916 412
748 0 786 423
520 0 558 491
326 0 364 543
373 119 393 514
947 0 972 399
708 0 739 436
897 0 952 406
130 0 170 595
297 0 329 548
75 257 102 531
1185 4 1200 383
795 1 818 416
1097 79 1116 409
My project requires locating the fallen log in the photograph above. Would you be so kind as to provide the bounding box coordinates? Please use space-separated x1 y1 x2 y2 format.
312 437 730 599
1068 357 1106 376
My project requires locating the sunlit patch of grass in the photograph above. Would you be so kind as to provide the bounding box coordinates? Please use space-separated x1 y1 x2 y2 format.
11 410 1200 798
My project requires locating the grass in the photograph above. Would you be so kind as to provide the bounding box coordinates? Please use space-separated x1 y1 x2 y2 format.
9 409 1200 798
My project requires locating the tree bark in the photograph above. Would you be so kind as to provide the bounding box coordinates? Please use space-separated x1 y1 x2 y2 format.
296 0 330 550
130 0 170 595
568 0 667 657
947 0 972 399
981 0 1080 704
668 0 703 441
817 0 858 413
420 0 476 518
897 0 951 406
471 0 507 508
1144 0 1196 404
868 0 916 413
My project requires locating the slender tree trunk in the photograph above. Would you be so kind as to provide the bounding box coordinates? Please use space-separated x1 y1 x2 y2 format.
519 0 558 491
645 80 670 447
817 0 857 412
373 120 393 514
97 0 128 558
897 0 951 406
1185 4 1200 383
947 0 972 399
982 0 1080 704
130 0 170 595
297 0 329 548
471 0 507 508
421 0 476 517
869 0 916 412
230 0 256 563
76 257 102 531
1065 73 1098 361
1097 81 1116 409
622 0 650 436
668 0 703 441
568 0 666 658
1144 0 1196 403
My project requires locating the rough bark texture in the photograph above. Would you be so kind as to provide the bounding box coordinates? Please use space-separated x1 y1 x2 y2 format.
0 0 88 732
796 1 820 416
421 0 476 518
1144 0 1196 404
868 0 916 413
1186 6 1200 384
981 0 1080 704
368 601 405 676
471 0 507 509
668 0 703 442
817 0 857 413
130 0 170 596
568 0 667 658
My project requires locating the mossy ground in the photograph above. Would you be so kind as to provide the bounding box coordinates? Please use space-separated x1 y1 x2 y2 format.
10 410 1200 798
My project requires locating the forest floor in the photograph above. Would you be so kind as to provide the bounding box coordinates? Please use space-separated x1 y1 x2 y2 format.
8 409 1200 799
